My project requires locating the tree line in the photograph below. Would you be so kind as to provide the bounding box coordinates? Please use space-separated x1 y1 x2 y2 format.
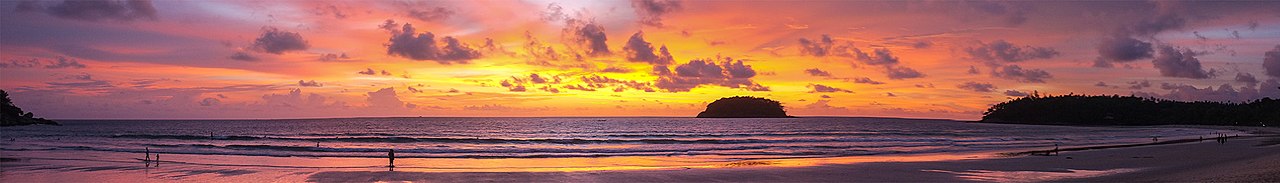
981 91 1279 127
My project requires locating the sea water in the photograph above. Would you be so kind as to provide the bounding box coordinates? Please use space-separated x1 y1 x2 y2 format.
0 117 1227 159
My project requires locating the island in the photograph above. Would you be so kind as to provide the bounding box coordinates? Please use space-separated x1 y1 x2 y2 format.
981 92 1279 127
1 90 59 127
696 96 792 118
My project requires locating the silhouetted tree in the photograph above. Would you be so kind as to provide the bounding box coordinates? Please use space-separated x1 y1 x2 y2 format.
982 92 1279 127
1 90 59 126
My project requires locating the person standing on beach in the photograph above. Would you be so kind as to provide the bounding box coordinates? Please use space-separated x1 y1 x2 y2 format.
388 149 396 168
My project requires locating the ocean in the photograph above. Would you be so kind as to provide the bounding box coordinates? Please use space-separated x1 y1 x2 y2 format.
0 117 1227 160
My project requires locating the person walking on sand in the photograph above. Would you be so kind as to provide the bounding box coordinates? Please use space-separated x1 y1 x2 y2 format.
145 147 150 162
388 149 396 168
1053 143 1059 156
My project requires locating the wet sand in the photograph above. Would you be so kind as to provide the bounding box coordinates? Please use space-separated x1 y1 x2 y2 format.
3 127 1278 182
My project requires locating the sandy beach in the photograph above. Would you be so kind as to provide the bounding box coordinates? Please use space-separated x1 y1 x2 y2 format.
2 126 1277 182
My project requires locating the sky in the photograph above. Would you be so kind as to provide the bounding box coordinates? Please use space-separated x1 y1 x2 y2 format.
1 0 1279 120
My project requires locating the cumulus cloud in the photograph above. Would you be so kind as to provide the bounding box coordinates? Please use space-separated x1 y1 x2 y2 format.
357 68 377 75
228 51 259 61
856 48 900 65
964 0 1028 26
805 68 832 77
297 80 322 87
1151 46 1213 79
366 87 408 109
251 27 309 54
622 32 674 65
798 35 854 57
630 0 681 27
22 0 158 22
383 20 482 64
564 20 611 57
1265 45 1280 78
1128 13 1185 37
1128 80 1152 89
966 40 1058 63
199 97 221 106
1003 90 1029 97
1135 80 1280 103
318 53 349 61
885 66 923 80
407 7 453 22
850 77 884 85
261 88 329 108
653 57 769 92
808 84 852 93
1094 35 1154 67
991 65 1052 83
957 82 997 92
1235 72 1259 86
0 57 86 69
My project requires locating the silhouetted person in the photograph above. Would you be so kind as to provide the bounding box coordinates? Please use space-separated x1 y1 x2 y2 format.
145 147 150 162
154 153 160 167
388 149 396 169
1053 144 1059 156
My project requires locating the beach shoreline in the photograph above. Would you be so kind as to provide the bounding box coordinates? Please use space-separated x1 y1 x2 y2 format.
3 126 1278 182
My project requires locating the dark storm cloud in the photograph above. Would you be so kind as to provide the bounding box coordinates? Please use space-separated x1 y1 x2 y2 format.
630 0 682 27
808 84 852 93
297 80 322 87
991 65 1052 83
22 0 158 22
383 21 481 64
1151 46 1213 79
653 57 769 92
1265 45 1280 78
622 32 674 65
408 7 454 22
965 40 1059 63
957 82 997 93
251 27 309 54
564 20 611 57
1093 35 1154 67
804 68 832 77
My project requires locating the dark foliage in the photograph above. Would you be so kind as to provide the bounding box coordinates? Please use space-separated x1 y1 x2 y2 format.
981 91 1279 127
697 96 790 118
1 90 59 127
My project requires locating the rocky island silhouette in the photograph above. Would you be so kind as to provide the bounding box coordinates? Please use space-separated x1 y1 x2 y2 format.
696 96 791 118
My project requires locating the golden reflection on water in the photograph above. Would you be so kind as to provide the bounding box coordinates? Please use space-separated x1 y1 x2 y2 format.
372 152 995 172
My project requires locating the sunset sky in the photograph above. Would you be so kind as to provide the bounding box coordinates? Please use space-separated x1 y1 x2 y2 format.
2 0 1278 120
